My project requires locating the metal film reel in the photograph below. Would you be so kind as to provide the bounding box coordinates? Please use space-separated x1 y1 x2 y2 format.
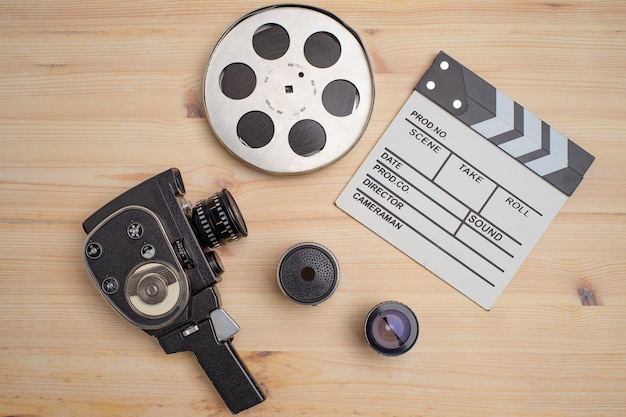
203 5 374 174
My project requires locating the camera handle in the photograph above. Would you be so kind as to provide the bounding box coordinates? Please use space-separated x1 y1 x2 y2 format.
155 290 265 414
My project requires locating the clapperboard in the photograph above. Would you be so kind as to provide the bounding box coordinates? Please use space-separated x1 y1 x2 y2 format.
337 51 594 310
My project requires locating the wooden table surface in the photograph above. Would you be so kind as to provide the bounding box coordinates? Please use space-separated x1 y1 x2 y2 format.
1 1 625 416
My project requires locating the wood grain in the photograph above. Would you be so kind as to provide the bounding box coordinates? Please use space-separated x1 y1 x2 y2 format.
1 1 625 416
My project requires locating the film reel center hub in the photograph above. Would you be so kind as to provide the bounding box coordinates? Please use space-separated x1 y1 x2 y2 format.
204 5 374 174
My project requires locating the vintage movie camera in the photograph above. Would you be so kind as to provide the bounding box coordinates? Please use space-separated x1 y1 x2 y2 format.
82 168 264 414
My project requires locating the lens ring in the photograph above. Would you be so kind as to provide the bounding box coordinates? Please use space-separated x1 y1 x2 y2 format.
191 189 248 250
221 189 248 239
364 301 418 356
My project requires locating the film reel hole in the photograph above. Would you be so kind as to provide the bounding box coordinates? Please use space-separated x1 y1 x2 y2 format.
288 119 326 156
237 111 274 148
220 63 256 100
440 60 450 70
304 31 341 68
253 23 290 60
426 81 436 90
323 79 360 117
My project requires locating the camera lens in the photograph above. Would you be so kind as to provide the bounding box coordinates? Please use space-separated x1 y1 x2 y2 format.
191 189 248 249
364 301 418 356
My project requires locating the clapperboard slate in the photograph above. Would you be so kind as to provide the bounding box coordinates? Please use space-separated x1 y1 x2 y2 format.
336 51 594 310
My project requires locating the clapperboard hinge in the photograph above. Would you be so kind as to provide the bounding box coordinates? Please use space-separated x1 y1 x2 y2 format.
415 51 595 196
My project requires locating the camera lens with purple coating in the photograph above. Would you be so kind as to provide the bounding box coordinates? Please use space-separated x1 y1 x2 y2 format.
364 301 419 356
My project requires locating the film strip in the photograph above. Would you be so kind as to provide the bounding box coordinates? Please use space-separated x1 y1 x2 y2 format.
416 51 594 196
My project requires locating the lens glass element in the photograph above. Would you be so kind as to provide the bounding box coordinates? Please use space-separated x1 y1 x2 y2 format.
371 310 412 349
365 301 418 356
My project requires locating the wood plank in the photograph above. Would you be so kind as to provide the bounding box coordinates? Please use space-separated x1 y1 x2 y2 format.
1 1 625 416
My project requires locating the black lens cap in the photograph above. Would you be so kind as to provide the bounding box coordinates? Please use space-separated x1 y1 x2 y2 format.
365 301 419 356
277 242 340 306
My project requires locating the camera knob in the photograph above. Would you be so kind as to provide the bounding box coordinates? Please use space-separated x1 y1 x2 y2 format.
191 189 248 249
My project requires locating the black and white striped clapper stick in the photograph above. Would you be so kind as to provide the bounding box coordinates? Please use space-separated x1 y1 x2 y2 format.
416 51 594 196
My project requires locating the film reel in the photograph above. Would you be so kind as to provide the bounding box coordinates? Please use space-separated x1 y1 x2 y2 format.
203 5 374 174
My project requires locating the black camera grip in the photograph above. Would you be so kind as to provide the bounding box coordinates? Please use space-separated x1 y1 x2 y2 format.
158 320 265 414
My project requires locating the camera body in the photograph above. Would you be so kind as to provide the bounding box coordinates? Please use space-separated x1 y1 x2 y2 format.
82 168 264 414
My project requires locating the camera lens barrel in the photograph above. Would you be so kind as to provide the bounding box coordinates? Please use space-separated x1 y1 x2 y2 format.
191 189 248 249
205 250 225 277
364 301 419 356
